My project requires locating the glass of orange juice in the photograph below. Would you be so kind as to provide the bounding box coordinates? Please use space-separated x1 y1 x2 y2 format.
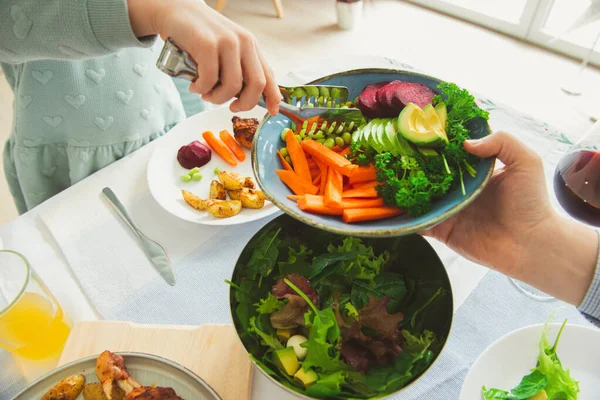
0 250 71 360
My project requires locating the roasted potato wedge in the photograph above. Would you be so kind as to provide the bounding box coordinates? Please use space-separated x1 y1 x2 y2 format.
240 189 266 209
227 189 242 200
217 171 245 190
206 199 242 218
182 190 208 211
209 180 226 200
83 383 125 400
41 374 85 400
242 177 255 189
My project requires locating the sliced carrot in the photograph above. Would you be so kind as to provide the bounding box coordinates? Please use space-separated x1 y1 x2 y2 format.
302 195 384 210
332 145 343 153
276 170 319 196
338 146 351 157
307 158 318 170
285 130 312 183
297 195 343 216
343 182 353 192
313 174 322 186
314 160 328 196
348 164 377 184
219 129 246 162
202 131 237 166
277 150 294 172
301 140 358 177
310 166 320 181
324 167 343 208
287 195 301 201
352 180 382 190
342 207 403 223
342 186 379 198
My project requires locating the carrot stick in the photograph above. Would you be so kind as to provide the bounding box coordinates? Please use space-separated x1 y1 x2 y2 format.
314 160 328 196
219 130 246 162
202 131 237 166
342 207 403 223
287 195 301 201
276 170 319 196
332 145 343 153
313 175 322 186
285 130 312 183
302 195 384 210
301 140 358 177
297 195 343 216
342 186 379 198
324 168 343 208
310 166 320 181
307 158 318 170
352 180 381 190
343 182 353 192
348 165 377 184
277 150 294 172
338 147 351 157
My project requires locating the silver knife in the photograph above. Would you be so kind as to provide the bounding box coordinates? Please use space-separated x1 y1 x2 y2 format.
101 187 176 286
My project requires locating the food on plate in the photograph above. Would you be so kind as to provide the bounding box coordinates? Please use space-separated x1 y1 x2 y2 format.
96 350 141 398
209 180 227 200
231 116 259 149
40 373 85 400
201 130 238 166
83 383 125 400
180 167 202 183
181 172 266 218
126 386 183 399
482 317 580 400
219 129 246 162
206 199 243 218
227 225 447 399
177 141 211 169
275 81 489 221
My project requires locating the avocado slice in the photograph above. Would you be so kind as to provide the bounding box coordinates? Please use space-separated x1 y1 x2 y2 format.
398 103 448 148
293 367 318 389
361 119 376 147
366 119 382 151
352 123 366 144
418 147 439 157
372 121 388 153
434 102 447 130
528 390 548 400
277 328 295 342
273 347 299 376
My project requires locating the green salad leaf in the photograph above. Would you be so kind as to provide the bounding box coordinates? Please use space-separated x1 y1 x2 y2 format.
249 315 284 350
255 293 285 314
246 226 282 284
278 244 313 276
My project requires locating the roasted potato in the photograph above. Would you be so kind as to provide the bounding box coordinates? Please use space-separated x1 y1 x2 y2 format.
242 177 255 189
182 190 208 211
240 189 266 209
206 199 242 218
227 189 242 200
83 383 125 400
209 180 226 200
217 171 245 190
41 374 85 400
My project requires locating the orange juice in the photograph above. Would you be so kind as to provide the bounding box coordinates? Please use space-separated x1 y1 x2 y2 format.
0 292 71 360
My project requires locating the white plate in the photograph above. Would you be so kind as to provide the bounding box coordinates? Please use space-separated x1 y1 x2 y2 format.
147 105 278 225
12 352 221 399
460 323 600 399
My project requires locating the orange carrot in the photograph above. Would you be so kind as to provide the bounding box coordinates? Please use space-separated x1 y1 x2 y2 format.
219 129 246 162
348 164 377 184
314 160 328 196
301 195 384 210
324 167 343 208
298 195 343 216
301 140 358 177
287 195 301 201
202 131 237 166
307 158 318 170
352 180 382 190
310 166 320 181
277 150 294 172
342 207 403 223
276 170 319 196
332 145 343 153
342 186 379 198
285 130 312 183
343 182 353 192
313 174 322 186
338 146 351 157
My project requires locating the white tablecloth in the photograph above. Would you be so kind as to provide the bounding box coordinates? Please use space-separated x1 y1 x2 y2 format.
0 56 592 400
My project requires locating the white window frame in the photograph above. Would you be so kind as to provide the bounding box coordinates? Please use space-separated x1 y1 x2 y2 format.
405 0 600 67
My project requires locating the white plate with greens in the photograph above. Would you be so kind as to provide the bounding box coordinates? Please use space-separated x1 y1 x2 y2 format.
460 320 600 400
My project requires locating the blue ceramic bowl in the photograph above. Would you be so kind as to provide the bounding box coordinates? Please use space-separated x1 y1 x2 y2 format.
252 68 494 237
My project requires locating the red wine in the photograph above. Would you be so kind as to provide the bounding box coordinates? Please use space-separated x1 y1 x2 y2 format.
553 150 600 227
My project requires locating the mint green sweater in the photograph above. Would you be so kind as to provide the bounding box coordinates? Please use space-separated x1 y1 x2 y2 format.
1 0 208 214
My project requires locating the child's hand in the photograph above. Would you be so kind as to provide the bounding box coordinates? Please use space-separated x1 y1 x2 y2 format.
128 0 280 116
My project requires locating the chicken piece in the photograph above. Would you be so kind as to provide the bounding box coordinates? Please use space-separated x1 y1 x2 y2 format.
242 177 255 189
209 180 226 200
231 116 259 149
125 387 183 400
182 190 208 211
217 171 245 190
206 199 242 218
96 351 141 399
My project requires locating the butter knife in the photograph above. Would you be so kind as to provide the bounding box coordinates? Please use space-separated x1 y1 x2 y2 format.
101 187 176 286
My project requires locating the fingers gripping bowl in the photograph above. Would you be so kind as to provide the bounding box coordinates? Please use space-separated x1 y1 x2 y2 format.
251 68 495 237
228 214 453 399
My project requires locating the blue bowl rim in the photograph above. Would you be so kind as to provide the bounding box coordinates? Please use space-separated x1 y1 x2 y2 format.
252 67 496 237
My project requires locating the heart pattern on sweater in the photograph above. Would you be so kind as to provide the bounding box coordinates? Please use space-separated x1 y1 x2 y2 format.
32 70 53 84
133 64 147 77
22 137 44 147
86 68 105 84
20 95 32 109
11 6 32 40
64 94 86 109
43 116 63 128
41 166 58 178
140 107 153 120
116 90 134 104
94 116 114 131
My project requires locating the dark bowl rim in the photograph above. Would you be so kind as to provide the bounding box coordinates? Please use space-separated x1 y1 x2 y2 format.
228 214 455 399
251 67 496 238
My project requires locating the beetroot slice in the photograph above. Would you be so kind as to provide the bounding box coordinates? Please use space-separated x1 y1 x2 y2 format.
376 81 405 116
391 82 436 109
356 82 388 118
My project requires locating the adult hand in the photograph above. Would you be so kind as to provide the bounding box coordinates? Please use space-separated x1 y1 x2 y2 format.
128 0 281 116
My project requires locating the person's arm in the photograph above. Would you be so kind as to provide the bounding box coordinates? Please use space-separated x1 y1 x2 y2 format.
0 0 152 63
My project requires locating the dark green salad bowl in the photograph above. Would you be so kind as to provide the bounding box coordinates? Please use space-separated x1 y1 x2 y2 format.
251 68 494 238
228 214 454 400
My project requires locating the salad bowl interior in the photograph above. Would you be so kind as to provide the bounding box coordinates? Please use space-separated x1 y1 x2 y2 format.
251 68 494 237
229 213 453 399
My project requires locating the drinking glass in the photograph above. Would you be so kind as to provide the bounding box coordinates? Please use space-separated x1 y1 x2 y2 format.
0 250 71 360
